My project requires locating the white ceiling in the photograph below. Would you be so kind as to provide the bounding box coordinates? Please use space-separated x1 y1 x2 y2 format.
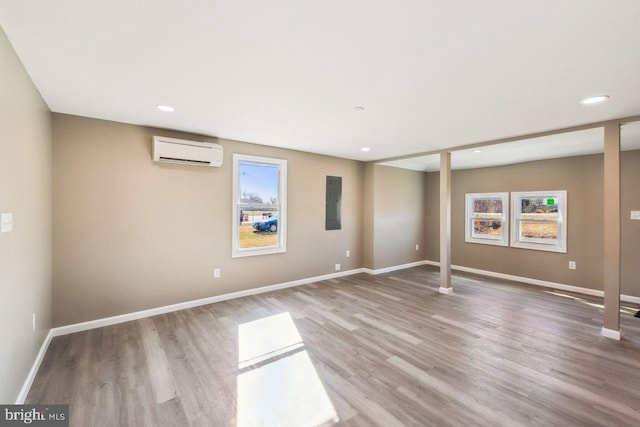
379 121 640 171
1 1 640 161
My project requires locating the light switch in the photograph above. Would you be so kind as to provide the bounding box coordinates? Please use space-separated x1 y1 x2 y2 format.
1 213 12 233
631 211 640 220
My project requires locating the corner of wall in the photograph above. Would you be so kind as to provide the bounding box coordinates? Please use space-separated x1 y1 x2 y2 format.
0 26 53 403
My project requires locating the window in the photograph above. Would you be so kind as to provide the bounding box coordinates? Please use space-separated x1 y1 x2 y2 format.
465 193 509 246
510 190 567 253
232 154 287 257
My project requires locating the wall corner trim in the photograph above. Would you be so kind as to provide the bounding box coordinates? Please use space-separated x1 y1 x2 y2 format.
601 327 622 340
15 330 53 404
438 287 453 294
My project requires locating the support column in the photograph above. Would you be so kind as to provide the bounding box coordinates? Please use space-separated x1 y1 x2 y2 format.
439 151 452 294
602 122 621 340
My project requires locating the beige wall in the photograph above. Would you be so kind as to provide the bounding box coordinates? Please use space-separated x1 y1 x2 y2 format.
52 114 363 326
424 171 440 266
0 28 52 402
363 165 425 270
362 163 375 269
425 152 640 297
426 154 606 291
621 149 640 296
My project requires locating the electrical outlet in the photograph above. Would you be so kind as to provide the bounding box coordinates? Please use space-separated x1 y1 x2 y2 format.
335 263 341 271
213 268 221 278
569 261 576 270
346 250 350 258
1 212 13 233
32 313 36 332
416 244 420 251
631 211 640 220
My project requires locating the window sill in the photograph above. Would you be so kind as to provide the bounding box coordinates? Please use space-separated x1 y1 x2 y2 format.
510 241 566 253
465 238 509 247
232 247 287 258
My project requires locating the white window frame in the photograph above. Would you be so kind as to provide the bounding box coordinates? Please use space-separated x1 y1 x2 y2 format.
232 154 287 258
510 190 567 253
465 192 509 246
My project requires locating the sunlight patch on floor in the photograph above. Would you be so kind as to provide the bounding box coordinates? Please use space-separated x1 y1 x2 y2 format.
237 312 339 427
239 312 304 369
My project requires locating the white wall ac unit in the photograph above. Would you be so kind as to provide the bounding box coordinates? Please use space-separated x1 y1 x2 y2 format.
152 136 223 167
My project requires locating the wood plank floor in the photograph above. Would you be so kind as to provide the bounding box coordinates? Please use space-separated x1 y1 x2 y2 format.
27 266 640 426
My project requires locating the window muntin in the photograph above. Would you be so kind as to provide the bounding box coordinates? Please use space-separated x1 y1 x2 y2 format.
511 191 566 252
233 154 287 257
465 193 509 246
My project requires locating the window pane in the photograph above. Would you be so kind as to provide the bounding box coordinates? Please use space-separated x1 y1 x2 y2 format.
239 208 279 249
519 197 559 220
473 199 503 216
233 154 287 258
511 191 566 252
238 160 280 250
465 193 508 246
239 161 279 205
472 219 504 239
520 221 559 240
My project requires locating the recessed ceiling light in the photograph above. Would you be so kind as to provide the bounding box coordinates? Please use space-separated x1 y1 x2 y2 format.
581 95 609 105
473 149 482 153
156 104 175 112
353 106 365 111
361 147 371 152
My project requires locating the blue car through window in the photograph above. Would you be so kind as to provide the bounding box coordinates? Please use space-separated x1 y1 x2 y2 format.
253 214 278 233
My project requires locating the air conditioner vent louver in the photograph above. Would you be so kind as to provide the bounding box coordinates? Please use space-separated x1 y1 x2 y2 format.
158 157 210 165
152 136 223 167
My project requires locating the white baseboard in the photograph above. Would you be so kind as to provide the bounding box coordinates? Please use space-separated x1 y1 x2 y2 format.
17 268 365 405
424 260 640 303
623 294 640 304
20 259 638 403
601 327 622 340
52 260 435 337
438 287 453 295
15 329 53 404
362 260 428 275
453 263 603 297
51 268 365 337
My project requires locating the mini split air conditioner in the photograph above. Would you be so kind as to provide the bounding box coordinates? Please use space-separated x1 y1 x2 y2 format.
152 136 223 167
